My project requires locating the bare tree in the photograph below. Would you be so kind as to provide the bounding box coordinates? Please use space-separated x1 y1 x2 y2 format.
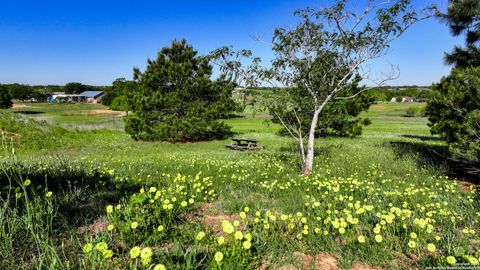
211 0 437 175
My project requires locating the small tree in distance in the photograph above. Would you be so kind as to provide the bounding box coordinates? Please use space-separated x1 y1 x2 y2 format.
212 0 436 175
64 82 87 94
103 78 138 107
0 86 13 109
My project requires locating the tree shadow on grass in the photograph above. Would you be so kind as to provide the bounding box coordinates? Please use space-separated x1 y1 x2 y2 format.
400 134 443 141
275 144 335 170
388 139 479 184
13 110 44 115
222 113 245 119
1 162 142 228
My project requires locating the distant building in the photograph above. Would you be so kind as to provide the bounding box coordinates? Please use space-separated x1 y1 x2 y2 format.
402 96 414 103
49 92 85 102
50 92 65 102
416 98 429 103
79 91 105 103
391 96 415 103
49 91 104 103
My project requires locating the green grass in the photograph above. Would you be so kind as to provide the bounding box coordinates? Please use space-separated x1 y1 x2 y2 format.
11 102 125 130
0 102 478 269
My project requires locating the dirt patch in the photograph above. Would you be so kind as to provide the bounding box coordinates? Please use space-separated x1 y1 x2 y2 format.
277 265 297 270
202 214 238 234
272 252 380 270
370 105 386 109
0 129 21 144
63 109 125 116
12 104 30 109
294 252 316 269
185 202 239 234
258 260 270 270
276 252 338 270
313 253 338 270
458 180 476 192
351 264 381 270
77 218 109 235
197 202 220 215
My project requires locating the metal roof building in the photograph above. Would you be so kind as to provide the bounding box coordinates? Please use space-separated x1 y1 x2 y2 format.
79 91 104 98
49 91 105 103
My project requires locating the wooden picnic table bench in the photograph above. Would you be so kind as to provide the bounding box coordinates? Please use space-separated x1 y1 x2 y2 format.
225 138 264 151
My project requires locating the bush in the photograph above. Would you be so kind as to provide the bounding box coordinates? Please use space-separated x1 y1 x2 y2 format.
426 67 480 174
100 91 116 106
0 110 70 150
110 96 129 112
103 78 138 107
404 106 418 117
0 86 13 109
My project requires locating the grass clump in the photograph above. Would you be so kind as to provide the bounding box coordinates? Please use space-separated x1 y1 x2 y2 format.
0 110 71 151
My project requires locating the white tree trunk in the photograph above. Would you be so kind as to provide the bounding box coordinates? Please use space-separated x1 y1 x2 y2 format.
301 108 321 175
299 135 305 162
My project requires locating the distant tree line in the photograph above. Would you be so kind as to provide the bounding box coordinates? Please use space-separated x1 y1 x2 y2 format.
0 79 432 105
0 82 108 103
367 86 433 102
239 86 433 104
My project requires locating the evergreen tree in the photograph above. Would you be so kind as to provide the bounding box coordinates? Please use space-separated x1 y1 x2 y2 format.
426 0 480 176
443 0 480 68
110 96 130 115
426 67 480 175
125 39 235 142
0 86 13 109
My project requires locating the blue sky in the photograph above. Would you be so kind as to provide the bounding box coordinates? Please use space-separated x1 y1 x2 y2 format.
0 0 458 86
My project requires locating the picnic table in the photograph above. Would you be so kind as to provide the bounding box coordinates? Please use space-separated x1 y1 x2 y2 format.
225 138 265 151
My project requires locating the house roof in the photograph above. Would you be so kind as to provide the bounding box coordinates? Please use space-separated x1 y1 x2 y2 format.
79 91 104 98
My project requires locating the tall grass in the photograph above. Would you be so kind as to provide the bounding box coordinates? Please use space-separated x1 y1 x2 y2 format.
0 138 62 269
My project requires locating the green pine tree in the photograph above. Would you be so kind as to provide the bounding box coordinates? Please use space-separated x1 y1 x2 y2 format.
426 0 480 176
443 0 480 68
426 67 480 175
125 39 235 142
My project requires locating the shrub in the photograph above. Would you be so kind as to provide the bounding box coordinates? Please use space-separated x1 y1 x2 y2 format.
404 106 418 117
110 96 129 112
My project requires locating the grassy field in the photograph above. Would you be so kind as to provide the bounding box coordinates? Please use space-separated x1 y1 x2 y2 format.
11 103 125 131
0 102 478 269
